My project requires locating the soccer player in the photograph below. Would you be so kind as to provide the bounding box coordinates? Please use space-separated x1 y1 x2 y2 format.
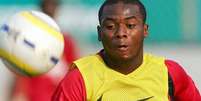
52 0 201 101
10 0 79 101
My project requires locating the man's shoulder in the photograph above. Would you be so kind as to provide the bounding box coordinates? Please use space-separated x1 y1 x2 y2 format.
75 54 98 62
74 53 102 65
63 68 83 83
145 53 186 75
144 53 165 65
53 67 87 100
164 59 188 79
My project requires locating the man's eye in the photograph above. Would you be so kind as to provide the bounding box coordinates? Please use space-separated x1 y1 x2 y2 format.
126 24 136 29
105 25 115 30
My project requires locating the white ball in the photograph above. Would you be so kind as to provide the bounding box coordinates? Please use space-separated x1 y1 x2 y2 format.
0 11 64 76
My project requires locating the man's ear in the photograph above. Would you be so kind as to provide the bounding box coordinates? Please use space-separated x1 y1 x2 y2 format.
97 25 102 41
143 24 149 38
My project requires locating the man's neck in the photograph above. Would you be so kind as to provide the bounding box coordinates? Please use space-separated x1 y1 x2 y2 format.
101 50 143 75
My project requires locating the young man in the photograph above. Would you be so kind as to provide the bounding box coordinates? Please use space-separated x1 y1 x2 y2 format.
52 0 201 101
10 0 79 101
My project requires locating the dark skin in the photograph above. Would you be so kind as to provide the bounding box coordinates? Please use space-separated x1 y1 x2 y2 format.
98 2 148 75
41 0 59 19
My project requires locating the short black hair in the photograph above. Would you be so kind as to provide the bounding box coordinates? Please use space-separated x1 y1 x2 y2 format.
98 0 147 24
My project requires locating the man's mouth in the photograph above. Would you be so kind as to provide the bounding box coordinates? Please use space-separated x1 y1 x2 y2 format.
117 45 128 51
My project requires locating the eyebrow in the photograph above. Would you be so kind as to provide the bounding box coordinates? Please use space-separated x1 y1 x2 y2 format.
100 17 114 24
101 15 137 22
101 17 114 22
125 16 137 20
100 15 138 25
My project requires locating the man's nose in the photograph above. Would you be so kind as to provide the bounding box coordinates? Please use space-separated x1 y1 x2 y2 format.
115 24 127 39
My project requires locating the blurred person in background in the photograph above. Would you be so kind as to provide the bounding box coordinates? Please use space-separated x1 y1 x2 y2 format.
52 0 200 101
10 0 79 101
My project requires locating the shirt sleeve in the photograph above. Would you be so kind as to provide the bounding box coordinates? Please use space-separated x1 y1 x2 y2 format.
165 60 201 101
51 68 86 101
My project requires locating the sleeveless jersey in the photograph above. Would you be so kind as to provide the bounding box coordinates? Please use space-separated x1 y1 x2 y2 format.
74 54 169 101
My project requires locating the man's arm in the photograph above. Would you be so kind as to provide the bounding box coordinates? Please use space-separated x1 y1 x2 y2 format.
51 67 86 101
165 60 201 101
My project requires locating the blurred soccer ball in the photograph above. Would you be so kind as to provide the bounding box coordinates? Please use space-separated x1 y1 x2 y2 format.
0 11 64 76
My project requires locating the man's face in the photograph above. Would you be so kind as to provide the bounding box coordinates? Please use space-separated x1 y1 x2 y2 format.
98 2 148 61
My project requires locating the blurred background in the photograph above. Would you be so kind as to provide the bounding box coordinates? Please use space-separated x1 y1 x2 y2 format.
0 0 200 100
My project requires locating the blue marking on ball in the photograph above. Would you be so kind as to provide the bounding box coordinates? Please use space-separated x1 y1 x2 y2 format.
50 56 59 64
23 39 35 49
1 24 9 32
